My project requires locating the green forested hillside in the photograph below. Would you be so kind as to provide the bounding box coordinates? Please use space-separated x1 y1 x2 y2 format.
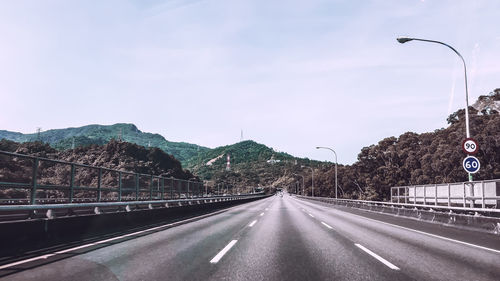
0 123 209 164
312 91 500 200
185 140 294 169
185 140 324 191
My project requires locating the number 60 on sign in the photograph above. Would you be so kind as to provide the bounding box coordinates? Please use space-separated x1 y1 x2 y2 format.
463 156 480 174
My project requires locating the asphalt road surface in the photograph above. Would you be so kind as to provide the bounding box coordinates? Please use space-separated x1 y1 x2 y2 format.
1 194 499 281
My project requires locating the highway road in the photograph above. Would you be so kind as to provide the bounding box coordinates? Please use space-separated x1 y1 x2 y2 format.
1 194 499 281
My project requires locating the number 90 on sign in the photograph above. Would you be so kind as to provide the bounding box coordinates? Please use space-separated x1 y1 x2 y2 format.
462 138 478 154
463 156 480 174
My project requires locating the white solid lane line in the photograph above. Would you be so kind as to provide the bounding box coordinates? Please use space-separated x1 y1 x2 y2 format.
260 212 264 216
355 244 400 270
248 220 257 227
210 240 238 264
296 198 500 255
321 222 333 229
343 211 500 255
308 213 314 218
0 222 172 270
0 254 55 270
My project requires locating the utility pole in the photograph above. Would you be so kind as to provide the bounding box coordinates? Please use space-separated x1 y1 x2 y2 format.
36 127 42 141
301 166 314 197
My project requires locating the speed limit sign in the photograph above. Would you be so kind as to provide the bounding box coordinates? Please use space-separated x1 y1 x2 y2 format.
462 138 478 154
463 156 480 174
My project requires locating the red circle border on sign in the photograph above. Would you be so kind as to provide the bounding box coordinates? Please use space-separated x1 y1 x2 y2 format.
461 138 479 155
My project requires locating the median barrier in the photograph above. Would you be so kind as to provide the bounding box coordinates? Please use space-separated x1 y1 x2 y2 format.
0 195 268 258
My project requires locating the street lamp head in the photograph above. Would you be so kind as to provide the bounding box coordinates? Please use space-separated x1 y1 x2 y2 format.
397 37 413 44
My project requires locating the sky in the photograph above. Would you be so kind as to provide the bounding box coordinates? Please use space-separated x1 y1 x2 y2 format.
0 0 499 164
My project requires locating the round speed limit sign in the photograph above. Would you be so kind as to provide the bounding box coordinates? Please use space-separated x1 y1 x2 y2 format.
462 138 478 154
463 156 480 174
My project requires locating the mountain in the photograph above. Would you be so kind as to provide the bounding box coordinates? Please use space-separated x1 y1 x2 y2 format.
185 140 296 169
184 140 324 191
0 123 209 164
0 124 323 189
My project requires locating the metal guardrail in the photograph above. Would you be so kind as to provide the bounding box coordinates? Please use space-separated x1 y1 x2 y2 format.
0 150 267 221
297 195 500 214
0 194 263 211
0 150 210 205
0 193 266 221
390 179 500 209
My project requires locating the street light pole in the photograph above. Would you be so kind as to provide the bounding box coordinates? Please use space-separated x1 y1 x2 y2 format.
301 166 314 197
397 37 472 181
316 146 338 200
396 37 471 138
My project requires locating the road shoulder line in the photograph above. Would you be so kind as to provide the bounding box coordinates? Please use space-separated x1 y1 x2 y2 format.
350 212 500 255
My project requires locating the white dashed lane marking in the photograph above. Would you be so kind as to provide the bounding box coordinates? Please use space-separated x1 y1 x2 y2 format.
210 240 238 264
355 244 400 270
